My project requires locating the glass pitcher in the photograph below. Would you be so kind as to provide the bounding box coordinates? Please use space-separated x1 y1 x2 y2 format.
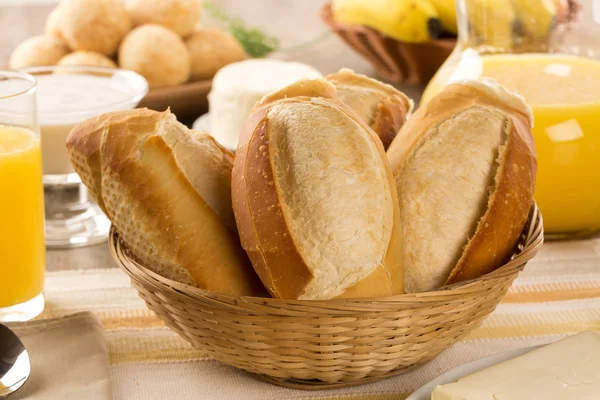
422 0 600 239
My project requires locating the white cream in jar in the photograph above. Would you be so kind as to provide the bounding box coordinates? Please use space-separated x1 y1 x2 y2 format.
32 69 148 175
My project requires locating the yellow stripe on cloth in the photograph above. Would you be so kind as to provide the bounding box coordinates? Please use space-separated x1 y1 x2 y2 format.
108 332 209 364
504 278 600 303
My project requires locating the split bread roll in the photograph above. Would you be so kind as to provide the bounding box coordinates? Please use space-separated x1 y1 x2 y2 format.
233 79 404 300
387 79 537 293
66 108 266 297
326 68 413 150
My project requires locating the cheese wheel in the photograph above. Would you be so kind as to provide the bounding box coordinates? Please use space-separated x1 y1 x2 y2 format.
208 59 322 150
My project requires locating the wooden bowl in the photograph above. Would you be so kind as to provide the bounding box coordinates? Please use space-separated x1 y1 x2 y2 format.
110 204 543 389
321 3 455 85
138 79 212 121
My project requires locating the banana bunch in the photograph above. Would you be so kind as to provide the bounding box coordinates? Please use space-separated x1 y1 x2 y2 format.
332 0 457 43
332 0 567 47
428 0 458 35
466 0 518 50
512 0 560 47
466 0 561 51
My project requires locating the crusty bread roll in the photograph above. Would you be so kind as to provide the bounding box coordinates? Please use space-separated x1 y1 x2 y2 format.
9 35 69 69
58 0 131 56
66 108 266 296
387 79 536 293
58 51 117 68
126 0 202 38
326 68 413 150
233 79 404 300
186 28 247 81
119 24 191 88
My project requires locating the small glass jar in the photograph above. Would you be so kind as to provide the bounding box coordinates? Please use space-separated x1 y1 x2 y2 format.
422 0 600 239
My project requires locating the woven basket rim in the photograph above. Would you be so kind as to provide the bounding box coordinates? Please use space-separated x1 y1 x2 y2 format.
111 203 543 308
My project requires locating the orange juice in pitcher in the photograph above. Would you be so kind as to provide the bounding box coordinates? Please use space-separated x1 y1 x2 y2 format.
421 0 600 238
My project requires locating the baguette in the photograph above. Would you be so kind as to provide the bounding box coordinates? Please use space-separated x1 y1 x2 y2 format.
233 79 404 300
67 108 266 296
387 79 536 293
326 68 413 149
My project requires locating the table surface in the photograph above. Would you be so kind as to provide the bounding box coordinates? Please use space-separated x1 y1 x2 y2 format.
0 1 424 272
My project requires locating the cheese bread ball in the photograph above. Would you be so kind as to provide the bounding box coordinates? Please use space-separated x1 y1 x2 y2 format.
59 0 131 56
119 24 191 88
45 7 64 40
58 51 117 68
126 0 202 38
9 35 70 69
186 28 246 81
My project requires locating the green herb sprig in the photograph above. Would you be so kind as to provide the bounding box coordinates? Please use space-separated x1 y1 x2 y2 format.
204 1 279 58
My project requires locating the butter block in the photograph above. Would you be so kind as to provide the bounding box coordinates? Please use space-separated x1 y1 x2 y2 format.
432 331 600 400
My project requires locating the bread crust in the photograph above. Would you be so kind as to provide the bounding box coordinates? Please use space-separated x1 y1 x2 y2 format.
233 79 404 300
67 108 266 296
326 68 413 150
446 107 535 284
387 83 536 289
232 109 313 299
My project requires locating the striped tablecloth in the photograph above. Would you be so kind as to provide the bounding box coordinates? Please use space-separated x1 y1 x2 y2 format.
40 237 600 400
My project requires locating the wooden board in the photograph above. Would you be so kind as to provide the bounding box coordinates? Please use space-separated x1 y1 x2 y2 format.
138 79 212 121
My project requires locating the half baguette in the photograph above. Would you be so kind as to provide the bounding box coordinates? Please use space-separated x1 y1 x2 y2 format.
326 68 413 150
387 79 536 293
233 79 404 300
67 108 266 296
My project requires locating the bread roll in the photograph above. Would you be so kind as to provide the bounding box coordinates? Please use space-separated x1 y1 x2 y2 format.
387 79 536 293
233 79 404 300
58 51 117 68
58 0 131 56
327 68 413 149
186 28 247 81
119 24 191 88
126 0 202 38
66 108 266 297
45 7 64 40
9 35 69 69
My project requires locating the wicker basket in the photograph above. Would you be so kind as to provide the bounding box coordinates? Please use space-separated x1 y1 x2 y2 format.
321 3 455 85
110 204 543 389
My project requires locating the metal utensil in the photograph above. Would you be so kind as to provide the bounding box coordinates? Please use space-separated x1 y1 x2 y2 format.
0 324 30 399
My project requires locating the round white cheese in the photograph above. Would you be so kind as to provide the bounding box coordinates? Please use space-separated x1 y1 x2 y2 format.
207 59 322 149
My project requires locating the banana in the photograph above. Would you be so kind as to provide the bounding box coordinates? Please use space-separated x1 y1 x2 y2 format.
511 0 557 40
466 0 517 50
332 0 443 43
428 0 458 35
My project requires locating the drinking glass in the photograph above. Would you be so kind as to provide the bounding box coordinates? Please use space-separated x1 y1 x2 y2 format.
0 71 45 322
422 0 600 239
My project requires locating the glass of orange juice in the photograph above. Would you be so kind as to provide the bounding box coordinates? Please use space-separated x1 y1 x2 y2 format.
422 0 600 239
0 71 45 321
